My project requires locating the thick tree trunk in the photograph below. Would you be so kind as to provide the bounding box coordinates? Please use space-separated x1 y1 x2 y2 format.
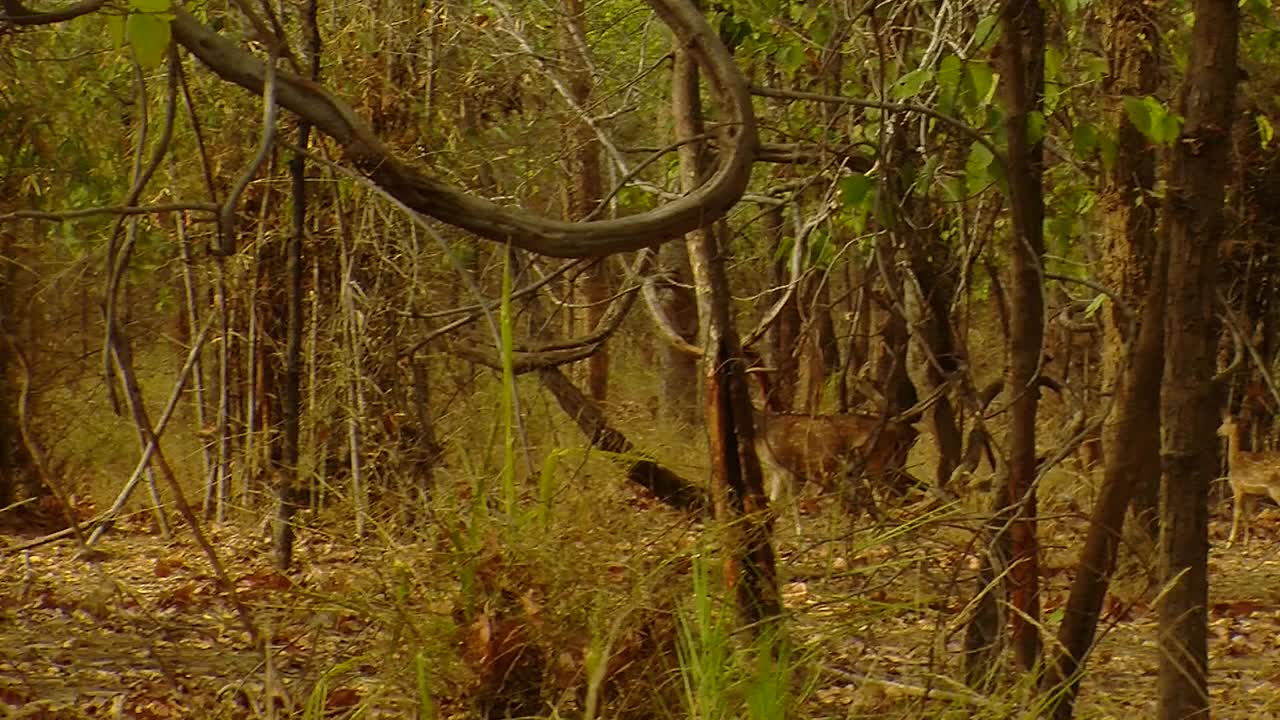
872 235 917 418
877 120 959 488
999 0 1046 672
1099 0 1162 542
1157 2 1239 718
668 26 719 427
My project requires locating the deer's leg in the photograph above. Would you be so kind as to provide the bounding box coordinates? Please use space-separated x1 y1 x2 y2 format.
760 464 801 533
1227 488 1245 548
790 489 803 536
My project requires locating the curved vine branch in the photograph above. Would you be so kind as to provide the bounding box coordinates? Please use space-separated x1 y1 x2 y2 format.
169 0 757 258
0 0 105 26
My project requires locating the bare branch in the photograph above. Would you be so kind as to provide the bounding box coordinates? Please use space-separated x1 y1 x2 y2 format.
749 83 1003 170
0 203 218 222
0 0 106 26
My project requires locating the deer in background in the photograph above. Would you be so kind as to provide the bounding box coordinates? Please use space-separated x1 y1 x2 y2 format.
747 369 919 529
1218 414 1280 547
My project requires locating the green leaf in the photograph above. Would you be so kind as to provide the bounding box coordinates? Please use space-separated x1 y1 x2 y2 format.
958 61 993 113
918 155 941 196
972 15 1000 53
778 44 806 75
808 231 835 269
127 11 172 68
1046 214 1075 252
1123 96 1153 139
893 68 930 100
839 173 874 209
966 142 994 193
129 0 170 12
1043 47 1062 111
1124 96 1182 146
1097 132 1118 173
1081 53 1109 81
1156 110 1182 144
106 14 126 48
937 55 962 113
1143 96 1176 143
1027 111 1046 146
773 235 796 262
1071 123 1097 158
968 62 998 107
1258 114 1275 148
1085 292 1106 318
941 175 966 203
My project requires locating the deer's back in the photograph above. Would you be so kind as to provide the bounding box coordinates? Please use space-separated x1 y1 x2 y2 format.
758 411 916 487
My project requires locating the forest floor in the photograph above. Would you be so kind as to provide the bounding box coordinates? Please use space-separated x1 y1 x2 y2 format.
2 500 1280 719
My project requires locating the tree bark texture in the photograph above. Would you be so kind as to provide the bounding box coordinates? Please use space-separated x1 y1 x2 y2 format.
1000 0 1047 672
562 0 610 402
664 29 712 425
1038 6 1165 715
762 205 798 412
274 124 309 571
657 239 701 424
1099 0 1162 542
1157 2 1238 718
674 10 779 626
273 0 319 571
1042 240 1167 718
897 203 962 488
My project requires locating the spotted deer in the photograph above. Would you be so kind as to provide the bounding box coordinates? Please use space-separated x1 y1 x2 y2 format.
1218 415 1280 547
752 407 918 530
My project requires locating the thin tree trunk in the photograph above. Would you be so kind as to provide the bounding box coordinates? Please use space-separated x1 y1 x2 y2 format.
174 204 213 512
762 205 798 413
275 124 309 571
1038 7 1165 715
273 0 319 569
799 272 841 413
657 240 700 424
339 211 368 539
561 0 611 403
1000 0 1047 672
871 236 918 425
1157 2 1239 718
214 264 233 521
659 21 709 427
673 14 778 626
1041 239 1167 718
240 244 260 510
0 229 23 508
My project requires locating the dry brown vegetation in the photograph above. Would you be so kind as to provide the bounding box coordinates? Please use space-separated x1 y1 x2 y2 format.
4 384 1280 718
